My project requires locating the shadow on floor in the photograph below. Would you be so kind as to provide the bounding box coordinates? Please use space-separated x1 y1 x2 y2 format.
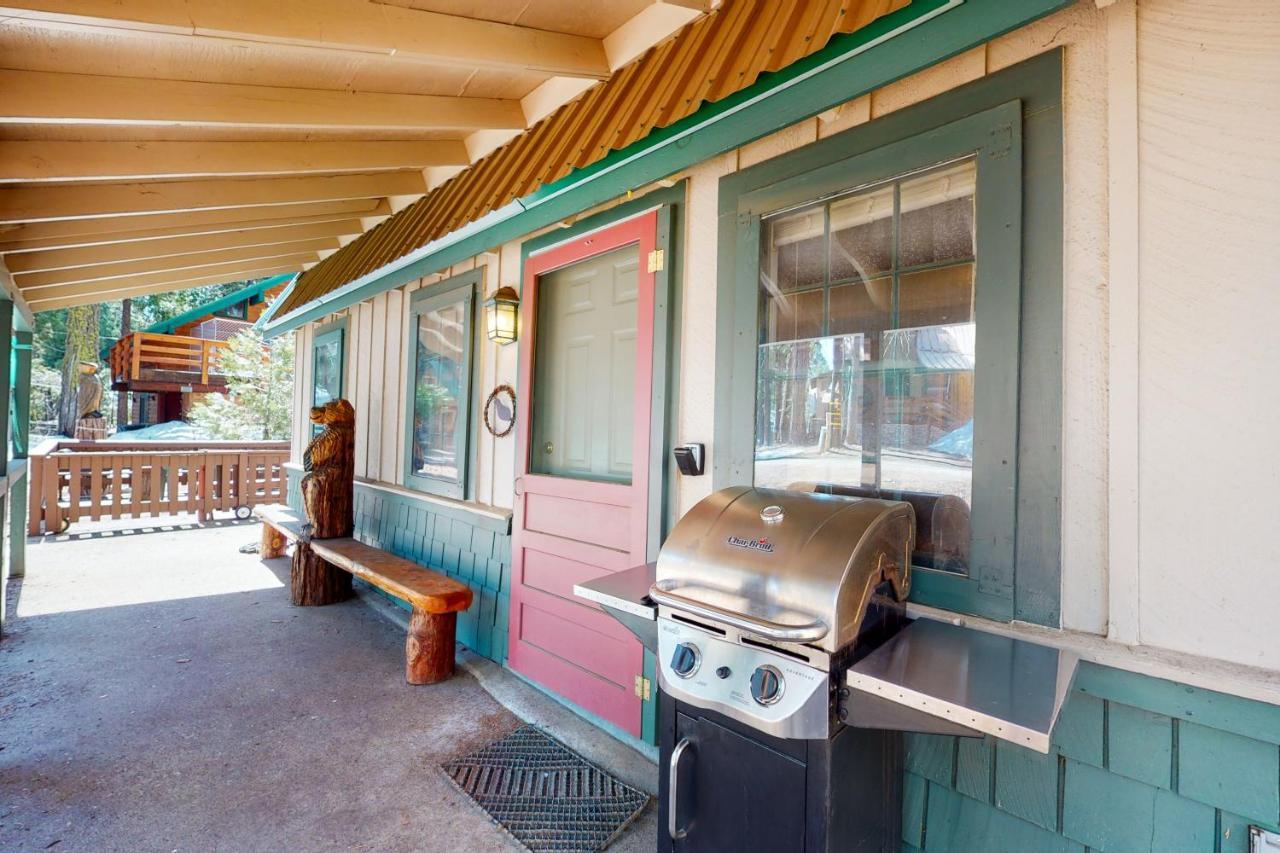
1 524 527 852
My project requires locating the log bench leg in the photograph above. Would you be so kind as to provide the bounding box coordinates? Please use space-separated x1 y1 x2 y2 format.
290 540 353 606
260 523 287 559
406 608 457 685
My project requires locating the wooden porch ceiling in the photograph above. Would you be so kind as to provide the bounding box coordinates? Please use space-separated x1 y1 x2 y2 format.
0 0 714 313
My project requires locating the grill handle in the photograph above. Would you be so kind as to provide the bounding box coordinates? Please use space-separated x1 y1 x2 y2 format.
668 737 693 841
649 581 829 643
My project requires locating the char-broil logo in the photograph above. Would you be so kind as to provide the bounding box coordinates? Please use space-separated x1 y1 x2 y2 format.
727 535 774 553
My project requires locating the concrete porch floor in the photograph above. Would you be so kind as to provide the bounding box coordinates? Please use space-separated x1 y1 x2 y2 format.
0 521 658 852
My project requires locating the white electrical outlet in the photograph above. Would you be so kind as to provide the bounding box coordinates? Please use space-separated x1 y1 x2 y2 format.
1251 826 1280 853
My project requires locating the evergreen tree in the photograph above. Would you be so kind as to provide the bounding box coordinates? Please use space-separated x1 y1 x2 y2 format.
188 329 295 440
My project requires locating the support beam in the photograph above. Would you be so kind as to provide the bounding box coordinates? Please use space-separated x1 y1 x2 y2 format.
0 0 610 79
0 140 471 182
15 240 335 289
0 171 424 224
8 221 362 273
0 200 388 251
0 70 527 132
26 263 306 310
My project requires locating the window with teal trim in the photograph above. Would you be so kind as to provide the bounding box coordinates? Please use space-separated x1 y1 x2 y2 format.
720 93 1048 623
404 274 476 500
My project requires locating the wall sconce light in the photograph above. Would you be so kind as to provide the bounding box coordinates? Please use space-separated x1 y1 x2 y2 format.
484 286 521 345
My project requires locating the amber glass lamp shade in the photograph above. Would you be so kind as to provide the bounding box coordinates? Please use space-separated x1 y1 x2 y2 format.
484 286 520 345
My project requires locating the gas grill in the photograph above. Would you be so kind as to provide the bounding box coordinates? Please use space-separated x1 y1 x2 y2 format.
651 486 914 853
573 484 1079 853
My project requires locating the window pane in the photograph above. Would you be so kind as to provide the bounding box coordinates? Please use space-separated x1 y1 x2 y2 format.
764 288 824 343
410 299 466 484
899 160 975 268
898 263 975 329
754 157 978 575
764 208 825 292
754 335 864 490
877 323 975 573
829 278 890 337
829 185 893 282
530 244 639 483
312 338 341 406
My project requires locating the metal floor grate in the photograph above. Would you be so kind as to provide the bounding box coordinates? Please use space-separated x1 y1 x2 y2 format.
442 725 650 852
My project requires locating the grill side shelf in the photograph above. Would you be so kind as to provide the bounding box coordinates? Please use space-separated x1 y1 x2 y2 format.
844 618 1078 754
573 562 658 652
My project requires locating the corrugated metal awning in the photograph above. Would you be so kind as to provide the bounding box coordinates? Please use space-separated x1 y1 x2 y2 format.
273 0 909 319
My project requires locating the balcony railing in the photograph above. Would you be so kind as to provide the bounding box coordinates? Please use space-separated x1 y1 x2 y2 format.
26 439 290 534
109 332 230 386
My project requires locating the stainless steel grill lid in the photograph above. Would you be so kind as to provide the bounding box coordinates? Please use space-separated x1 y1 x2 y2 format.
651 486 914 653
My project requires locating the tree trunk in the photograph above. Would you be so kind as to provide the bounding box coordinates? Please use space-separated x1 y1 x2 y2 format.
115 299 131 428
290 541 352 606
59 304 100 437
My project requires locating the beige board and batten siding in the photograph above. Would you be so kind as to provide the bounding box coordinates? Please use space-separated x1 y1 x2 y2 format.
290 0 1280 676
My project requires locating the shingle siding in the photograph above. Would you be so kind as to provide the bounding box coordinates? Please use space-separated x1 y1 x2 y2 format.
908 678 1280 852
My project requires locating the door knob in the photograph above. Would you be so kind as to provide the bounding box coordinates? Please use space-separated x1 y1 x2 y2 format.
543 441 554 455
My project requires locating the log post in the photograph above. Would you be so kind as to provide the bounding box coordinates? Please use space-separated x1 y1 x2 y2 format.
406 608 457 685
260 522 287 559
290 540 352 606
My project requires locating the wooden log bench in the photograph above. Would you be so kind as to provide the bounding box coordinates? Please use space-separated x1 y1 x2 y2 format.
254 504 473 684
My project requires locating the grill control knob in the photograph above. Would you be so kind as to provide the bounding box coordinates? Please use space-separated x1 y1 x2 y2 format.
670 643 700 679
750 665 784 706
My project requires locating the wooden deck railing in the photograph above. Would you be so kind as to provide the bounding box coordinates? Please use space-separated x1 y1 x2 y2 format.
109 332 230 385
27 440 291 534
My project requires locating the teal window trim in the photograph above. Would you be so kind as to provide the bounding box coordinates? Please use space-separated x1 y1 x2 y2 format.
714 51 1064 626
403 269 481 500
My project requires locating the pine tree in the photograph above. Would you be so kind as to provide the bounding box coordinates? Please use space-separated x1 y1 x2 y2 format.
188 329 295 440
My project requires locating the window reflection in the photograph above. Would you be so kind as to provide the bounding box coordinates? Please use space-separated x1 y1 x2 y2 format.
411 300 466 484
755 159 977 574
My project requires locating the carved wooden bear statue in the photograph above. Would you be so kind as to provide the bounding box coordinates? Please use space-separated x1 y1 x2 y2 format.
300 398 355 540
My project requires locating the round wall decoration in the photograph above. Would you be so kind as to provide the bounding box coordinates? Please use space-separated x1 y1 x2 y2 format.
483 384 517 438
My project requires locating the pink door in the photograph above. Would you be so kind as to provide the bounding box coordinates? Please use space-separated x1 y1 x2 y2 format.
507 211 657 737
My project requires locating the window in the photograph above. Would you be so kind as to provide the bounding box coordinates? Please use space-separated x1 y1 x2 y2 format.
404 272 478 499
311 319 345 420
756 159 977 574
715 78 1064 625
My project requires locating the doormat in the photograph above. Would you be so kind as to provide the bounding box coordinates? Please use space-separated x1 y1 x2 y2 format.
441 725 650 852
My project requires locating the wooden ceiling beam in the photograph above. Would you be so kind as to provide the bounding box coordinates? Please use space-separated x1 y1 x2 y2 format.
0 0 610 79
7 221 361 273
27 265 302 311
0 172 423 224
0 200 389 250
0 70 528 131
0 140 471 182
15 242 332 290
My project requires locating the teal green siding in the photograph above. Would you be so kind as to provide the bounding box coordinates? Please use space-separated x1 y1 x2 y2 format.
285 469 513 663
909 665 1280 852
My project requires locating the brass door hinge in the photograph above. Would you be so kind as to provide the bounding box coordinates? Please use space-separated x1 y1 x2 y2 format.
634 675 652 701
647 249 665 273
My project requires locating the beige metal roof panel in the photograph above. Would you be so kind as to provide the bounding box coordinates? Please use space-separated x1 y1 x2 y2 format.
279 0 906 316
